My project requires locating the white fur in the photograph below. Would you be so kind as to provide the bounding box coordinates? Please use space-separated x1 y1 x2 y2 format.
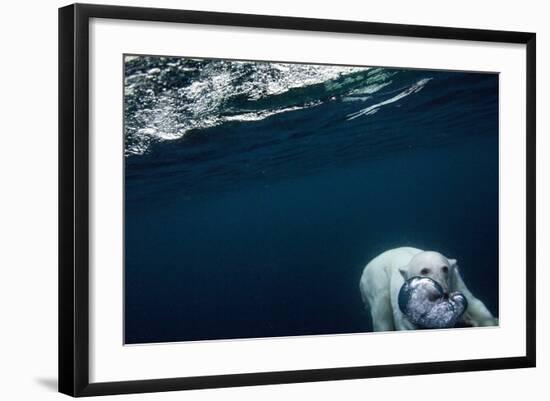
359 247 498 331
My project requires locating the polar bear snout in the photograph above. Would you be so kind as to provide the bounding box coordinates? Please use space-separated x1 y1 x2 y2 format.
420 269 451 293
404 251 455 295
434 279 450 295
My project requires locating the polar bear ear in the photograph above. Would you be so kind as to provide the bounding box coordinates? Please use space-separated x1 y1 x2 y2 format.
398 267 408 280
449 258 458 268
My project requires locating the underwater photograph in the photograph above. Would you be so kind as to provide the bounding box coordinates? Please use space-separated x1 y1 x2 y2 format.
123 55 499 344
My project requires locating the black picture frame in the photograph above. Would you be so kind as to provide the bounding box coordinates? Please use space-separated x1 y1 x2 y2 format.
59 3 536 397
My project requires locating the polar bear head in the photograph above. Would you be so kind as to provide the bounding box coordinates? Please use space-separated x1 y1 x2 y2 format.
399 251 457 295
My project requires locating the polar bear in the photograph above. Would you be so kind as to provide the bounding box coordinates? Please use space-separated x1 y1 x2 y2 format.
359 247 498 331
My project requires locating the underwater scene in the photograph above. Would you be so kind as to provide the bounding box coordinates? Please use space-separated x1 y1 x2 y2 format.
124 55 499 344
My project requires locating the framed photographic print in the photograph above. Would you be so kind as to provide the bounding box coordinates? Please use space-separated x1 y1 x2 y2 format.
58 3 536 397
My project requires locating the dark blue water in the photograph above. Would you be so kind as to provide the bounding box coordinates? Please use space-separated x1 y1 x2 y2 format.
124 57 499 344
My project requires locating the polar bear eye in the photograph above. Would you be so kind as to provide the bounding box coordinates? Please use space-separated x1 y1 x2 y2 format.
420 268 430 275
441 266 449 273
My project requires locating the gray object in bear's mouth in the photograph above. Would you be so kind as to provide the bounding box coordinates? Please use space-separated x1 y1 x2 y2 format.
398 276 468 329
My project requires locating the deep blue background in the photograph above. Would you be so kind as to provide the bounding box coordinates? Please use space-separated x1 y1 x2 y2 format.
124 64 499 344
